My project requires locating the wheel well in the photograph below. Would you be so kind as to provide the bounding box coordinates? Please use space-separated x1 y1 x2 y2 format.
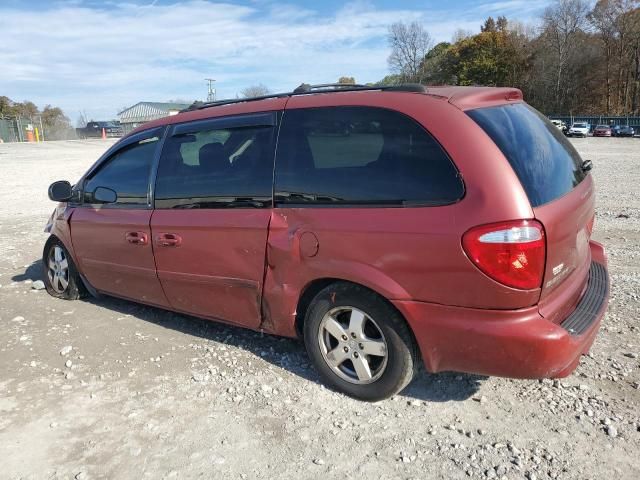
42 235 59 262
295 278 339 338
294 278 418 352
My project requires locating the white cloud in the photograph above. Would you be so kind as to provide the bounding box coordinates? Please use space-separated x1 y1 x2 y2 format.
0 0 549 120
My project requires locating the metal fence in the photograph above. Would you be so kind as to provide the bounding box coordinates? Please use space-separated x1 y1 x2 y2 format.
0 115 45 142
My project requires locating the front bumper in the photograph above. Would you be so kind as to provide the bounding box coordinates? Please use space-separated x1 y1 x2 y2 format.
395 241 609 379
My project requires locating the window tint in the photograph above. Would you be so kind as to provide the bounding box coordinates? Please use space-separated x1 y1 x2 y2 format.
154 123 275 208
83 136 159 206
274 107 463 206
467 104 587 207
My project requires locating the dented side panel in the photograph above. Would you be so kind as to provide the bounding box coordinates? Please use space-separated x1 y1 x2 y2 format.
150 209 271 329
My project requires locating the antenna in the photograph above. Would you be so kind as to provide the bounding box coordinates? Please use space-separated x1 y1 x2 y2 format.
205 78 216 102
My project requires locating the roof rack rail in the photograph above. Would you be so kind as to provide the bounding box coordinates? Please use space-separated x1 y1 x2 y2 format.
181 83 428 112
181 92 291 112
293 83 373 93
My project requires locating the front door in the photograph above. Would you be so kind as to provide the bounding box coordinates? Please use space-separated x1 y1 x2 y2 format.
71 130 169 307
150 112 278 328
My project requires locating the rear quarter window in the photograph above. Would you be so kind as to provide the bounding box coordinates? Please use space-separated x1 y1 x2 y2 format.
468 103 587 207
274 106 464 206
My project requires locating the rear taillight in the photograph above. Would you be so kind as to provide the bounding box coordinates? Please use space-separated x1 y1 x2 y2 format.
462 220 546 290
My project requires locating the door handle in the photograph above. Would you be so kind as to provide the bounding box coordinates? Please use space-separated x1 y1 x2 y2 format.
125 231 148 245
156 233 182 247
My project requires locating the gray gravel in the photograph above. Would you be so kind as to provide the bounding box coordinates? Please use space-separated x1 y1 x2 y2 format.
0 138 638 479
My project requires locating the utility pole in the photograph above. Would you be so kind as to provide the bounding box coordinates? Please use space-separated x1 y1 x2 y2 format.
205 78 216 102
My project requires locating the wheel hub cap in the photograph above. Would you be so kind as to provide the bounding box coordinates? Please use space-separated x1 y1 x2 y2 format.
317 306 388 385
47 246 69 293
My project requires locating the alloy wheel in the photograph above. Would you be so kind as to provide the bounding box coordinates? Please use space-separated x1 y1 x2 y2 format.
317 306 388 385
47 245 69 293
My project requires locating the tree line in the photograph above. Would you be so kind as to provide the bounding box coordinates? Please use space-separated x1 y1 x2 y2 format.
0 95 74 139
383 0 640 115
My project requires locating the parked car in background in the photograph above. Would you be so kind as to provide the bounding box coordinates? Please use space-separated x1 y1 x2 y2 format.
612 125 635 137
568 122 590 137
43 84 609 401
593 125 612 137
550 119 567 134
76 121 123 139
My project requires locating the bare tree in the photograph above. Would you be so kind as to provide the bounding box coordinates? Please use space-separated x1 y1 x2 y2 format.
240 84 271 98
452 29 474 43
630 6 640 114
542 0 590 111
589 0 618 113
613 1 640 112
387 22 433 83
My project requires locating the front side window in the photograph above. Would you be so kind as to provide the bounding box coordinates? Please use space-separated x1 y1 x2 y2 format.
154 122 275 208
83 136 159 206
274 106 463 206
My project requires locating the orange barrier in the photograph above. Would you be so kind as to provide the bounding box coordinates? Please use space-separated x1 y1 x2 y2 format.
26 130 35 142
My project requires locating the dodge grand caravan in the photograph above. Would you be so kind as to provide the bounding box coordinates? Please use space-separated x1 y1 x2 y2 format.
44 83 609 401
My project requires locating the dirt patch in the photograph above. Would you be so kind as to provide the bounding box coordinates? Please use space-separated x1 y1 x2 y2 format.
0 138 638 479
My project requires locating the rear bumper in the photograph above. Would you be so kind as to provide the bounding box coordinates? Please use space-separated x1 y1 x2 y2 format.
395 241 609 379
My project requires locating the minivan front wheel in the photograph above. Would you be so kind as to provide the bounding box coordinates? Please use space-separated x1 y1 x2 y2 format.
43 238 83 300
303 283 417 401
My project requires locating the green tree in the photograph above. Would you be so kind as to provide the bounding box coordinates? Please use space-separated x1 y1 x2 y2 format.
422 42 455 84
15 101 39 118
481 17 497 32
496 16 509 32
338 76 356 84
444 27 529 87
376 74 402 86
0 96 14 115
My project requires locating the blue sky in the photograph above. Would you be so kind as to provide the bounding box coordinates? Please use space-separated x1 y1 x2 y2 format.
0 0 553 122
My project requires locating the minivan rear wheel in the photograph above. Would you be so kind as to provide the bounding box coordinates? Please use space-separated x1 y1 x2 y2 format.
303 282 417 401
43 238 83 300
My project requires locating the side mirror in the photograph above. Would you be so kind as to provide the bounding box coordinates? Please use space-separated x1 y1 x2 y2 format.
48 180 73 202
93 186 117 204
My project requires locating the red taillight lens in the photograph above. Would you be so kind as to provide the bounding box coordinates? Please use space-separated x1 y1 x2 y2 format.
462 220 546 290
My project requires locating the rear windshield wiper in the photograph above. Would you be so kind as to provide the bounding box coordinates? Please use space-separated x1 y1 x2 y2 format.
581 160 593 172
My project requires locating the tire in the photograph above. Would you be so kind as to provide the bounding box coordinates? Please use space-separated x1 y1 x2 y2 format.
303 282 417 401
42 237 84 300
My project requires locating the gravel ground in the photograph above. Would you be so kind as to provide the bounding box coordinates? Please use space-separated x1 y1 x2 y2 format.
0 138 638 480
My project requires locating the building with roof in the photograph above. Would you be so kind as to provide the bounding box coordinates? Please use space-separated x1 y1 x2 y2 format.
118 101 192 133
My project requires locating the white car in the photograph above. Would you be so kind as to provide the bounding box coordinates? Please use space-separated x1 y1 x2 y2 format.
568 123 590 137
550 119 566 132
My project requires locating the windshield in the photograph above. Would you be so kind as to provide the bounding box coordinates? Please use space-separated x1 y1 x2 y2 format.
573 123 587 128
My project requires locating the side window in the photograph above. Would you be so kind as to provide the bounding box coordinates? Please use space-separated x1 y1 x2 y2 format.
154 122 275 208
83 136 159 206
274 106 463 206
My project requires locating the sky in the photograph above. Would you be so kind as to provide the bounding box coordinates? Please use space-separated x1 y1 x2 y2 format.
0 0 553 122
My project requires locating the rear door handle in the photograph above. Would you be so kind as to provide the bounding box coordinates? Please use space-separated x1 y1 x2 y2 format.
156 233 182 247
125 231 148 245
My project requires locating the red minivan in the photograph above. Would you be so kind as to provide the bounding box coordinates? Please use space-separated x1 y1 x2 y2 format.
45 84 609 401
